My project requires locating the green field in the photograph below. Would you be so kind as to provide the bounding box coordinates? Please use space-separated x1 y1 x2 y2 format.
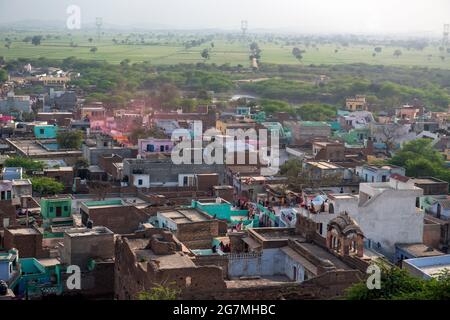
1 32 450 68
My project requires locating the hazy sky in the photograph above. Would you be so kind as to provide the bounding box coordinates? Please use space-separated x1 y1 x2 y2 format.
0 0 449 34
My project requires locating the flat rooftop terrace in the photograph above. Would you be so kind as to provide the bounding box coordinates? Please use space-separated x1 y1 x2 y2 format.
65 227 113 237
159 208 211 224
249 228 304 242
6 138 82 157
7 228 40 235
128 238 196 270
410 177 448 185
404 254 450 278
294 240 354 271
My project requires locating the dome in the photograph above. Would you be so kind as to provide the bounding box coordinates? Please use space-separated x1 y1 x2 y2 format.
328 212 363 237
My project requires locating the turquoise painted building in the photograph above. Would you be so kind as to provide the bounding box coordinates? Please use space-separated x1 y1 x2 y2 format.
15 258 62 298
0 250 62 298
34 124 58 139
40 196 73 231
191 199 259 228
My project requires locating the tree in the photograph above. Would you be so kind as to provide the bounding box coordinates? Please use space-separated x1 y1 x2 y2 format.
31 177 64 196
74 157 89 171
249 42 262 60
4 44 10 50
120 59 130 67
378 124 405 155
0 69 7 82
137 283 180 300
88 181 111 201
180 98 197 113
280 159 302 176
158 83 180 109
88 38 93 43
31 35 42 46
393 49 402 58
129 126 166 144
292 47 305 61
4 157 44 171
346 262 450 300
374 47 383 53
296 104 337 121
57 130 84 149
90 47 98 54
390 139 445 168
201 48 210 60
389 139 449 188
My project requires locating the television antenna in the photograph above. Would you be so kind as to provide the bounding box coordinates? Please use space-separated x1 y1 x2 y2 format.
96 17 103 41
241 20 248 38
443 24 450 47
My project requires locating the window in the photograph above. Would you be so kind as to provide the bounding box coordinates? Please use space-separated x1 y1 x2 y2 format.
6 191 11 200
49 207 54 213
382 175 387 182
1 191 5 200
64 206 68 212
160 145 165 152
317 223 323 235
40 129 45 134
147 144 155 152
56 206 62 217
165 145 169 151
138 179 143 186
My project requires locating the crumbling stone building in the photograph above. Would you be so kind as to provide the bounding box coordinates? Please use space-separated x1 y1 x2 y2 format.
114 227 226 300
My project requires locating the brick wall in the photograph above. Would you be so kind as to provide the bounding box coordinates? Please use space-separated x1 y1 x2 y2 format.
0 200 17 229
3 227 47 258
176 221 219 248
61 260 115 299
184 269 363 300
85 206 150 234
114 233 226 300
423 220 443 249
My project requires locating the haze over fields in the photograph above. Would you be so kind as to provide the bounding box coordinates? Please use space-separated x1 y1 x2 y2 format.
0 0 449 35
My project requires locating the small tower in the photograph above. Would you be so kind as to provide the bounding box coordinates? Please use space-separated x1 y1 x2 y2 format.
241 20 248 38
95 17 103 41
443 24 449 47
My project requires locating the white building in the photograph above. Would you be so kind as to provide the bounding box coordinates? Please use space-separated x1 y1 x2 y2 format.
299 176 424 260
340 111 374 129
355 164 406 183
0 92 32 114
